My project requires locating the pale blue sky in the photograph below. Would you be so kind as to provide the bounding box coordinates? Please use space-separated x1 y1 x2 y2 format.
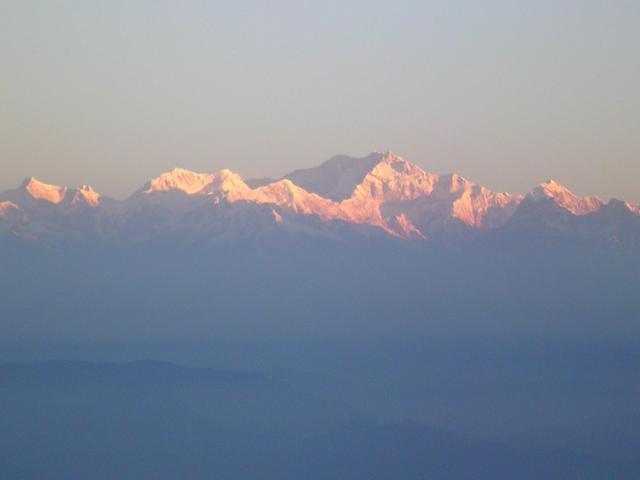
1 1 639 201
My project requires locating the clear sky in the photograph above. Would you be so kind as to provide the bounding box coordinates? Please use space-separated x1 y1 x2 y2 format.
1 1 639 201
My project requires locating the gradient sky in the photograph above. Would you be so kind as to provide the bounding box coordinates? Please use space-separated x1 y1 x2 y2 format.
1 1 639 201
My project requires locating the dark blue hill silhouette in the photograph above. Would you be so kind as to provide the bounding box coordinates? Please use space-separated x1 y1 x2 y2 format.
506 413 640 464
0 360 637 479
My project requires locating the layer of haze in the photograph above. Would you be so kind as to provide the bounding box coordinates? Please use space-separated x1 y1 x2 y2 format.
1 1 639 201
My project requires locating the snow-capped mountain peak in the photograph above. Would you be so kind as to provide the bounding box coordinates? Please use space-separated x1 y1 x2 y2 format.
434 173 474 194
283 152 384 201
530 180 603 215
347 153 437 203
139 168 249 196
283 151 436 204
230 179 340 219
70 185 101 207
21 177 68 204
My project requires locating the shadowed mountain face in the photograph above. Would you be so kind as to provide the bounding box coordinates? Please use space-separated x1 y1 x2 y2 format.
283 153 384 201
1 151 638 246
1 360 637 480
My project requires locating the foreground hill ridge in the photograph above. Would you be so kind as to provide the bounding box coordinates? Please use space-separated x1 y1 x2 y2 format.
1 151 639 245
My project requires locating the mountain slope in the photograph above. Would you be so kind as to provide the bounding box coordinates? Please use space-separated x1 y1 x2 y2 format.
282 152 522 237
283 152 384 201
529 180 603 215
0 152 638 247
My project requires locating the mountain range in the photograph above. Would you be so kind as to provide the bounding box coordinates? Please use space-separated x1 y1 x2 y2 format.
1 151 639 249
